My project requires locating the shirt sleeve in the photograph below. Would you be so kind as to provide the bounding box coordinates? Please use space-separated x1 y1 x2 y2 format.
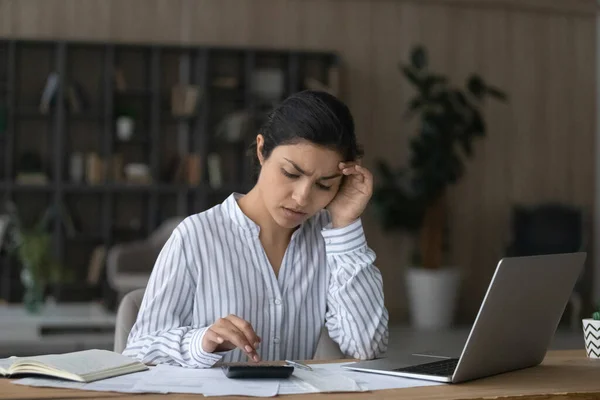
122 229 226 368
321 218 389 360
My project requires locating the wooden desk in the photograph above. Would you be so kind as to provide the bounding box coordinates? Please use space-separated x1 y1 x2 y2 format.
1 350 599 399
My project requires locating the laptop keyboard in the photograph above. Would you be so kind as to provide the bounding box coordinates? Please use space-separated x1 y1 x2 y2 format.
394 358 459 377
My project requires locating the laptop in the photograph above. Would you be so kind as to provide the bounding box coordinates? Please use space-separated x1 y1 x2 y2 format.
343 252 587 383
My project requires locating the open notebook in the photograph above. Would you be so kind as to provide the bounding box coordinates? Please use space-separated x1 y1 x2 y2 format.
0 349 148 383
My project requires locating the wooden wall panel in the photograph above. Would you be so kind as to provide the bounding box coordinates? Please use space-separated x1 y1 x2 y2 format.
0 0 595 323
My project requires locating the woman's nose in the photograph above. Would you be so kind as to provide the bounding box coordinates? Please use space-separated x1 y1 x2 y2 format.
292 183 311 207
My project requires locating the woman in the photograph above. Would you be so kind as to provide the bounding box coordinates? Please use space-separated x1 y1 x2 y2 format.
123 90 389 367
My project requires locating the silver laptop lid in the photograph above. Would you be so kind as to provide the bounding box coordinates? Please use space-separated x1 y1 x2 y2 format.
452 252 586 383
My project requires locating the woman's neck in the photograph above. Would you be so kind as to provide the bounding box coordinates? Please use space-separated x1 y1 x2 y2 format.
237 188 294 246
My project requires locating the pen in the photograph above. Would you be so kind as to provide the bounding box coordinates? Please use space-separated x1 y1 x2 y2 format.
285 360 313 371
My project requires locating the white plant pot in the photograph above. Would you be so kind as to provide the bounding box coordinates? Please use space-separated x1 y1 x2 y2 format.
116 116 134 141
582 319 600 358
406 266 461 330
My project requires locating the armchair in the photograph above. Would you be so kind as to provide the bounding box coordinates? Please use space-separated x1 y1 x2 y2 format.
106 217 184 301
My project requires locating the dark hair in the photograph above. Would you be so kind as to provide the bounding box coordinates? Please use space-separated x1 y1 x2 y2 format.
250 90 363 175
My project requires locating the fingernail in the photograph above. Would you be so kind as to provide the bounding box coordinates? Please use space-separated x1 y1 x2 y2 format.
217 337 224 344
245 345 253 353
253 355 260 362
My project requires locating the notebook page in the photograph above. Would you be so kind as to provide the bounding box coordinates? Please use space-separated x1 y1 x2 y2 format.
15 350 139 376
0 357 15 374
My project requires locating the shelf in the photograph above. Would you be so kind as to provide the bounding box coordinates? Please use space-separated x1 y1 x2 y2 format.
14 108 50 119
67 112 103 121
63 183 200 193
67 234 104 243
10 183 53 192
114 137 148 146
59 182 248 194
161 113 197 124
114 89 154 97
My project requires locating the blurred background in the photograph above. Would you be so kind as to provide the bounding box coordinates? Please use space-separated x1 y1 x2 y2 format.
0 0 597 357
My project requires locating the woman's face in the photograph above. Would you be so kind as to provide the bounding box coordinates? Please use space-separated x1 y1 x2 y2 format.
256 136 344 229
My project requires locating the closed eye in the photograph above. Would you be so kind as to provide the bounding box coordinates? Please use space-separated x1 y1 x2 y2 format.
281 169 299 179
282 169 331 191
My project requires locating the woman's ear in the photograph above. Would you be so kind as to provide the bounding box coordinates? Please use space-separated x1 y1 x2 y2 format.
256 134 265 166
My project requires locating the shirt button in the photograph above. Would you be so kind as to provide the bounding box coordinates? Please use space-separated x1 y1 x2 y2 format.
274 299 281 305
273 337 280 344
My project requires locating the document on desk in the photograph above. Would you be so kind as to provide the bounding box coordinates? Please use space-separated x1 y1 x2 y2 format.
12 369 153 393
133 364 279 397
314 362 446 391
278 365 364 395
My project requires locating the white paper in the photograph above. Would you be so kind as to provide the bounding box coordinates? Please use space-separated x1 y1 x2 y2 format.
286 366 363 393
0 356 17 374
12 369 152 393
323 363 445 391
133 364 279 397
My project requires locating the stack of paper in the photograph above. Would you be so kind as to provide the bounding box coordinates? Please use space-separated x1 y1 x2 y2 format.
12 362 444 397
136 365 279 397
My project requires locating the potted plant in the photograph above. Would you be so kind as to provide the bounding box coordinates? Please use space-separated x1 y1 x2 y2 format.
4 202 69 313
372 45 507 330
583 309 600 359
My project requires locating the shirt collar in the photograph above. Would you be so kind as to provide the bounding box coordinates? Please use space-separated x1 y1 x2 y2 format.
222 192 260 236
222 192 307 240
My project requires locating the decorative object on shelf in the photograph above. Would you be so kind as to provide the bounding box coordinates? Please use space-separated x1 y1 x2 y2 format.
15 152 48 185
251 68 284 103
215 109 253 143
85 152 105 185
111 154 124 182
371 45 507 330
115 106 136 142
207 153 222 189
170 153 202 185
39 72 59 114
69 152 84 183
583 309 600 358
171 84 201 117
186 154 202 186
4 202 72 313
114 67 128 92
124 163 151 184
212 76 238 89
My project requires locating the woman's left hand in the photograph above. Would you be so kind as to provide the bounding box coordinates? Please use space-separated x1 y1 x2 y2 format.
326 162 373 228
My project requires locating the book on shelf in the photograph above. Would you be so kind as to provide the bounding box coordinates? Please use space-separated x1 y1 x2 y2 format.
0 349 148 383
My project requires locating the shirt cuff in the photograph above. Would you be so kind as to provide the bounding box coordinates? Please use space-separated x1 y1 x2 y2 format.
321 218 367 254
189 327 226 366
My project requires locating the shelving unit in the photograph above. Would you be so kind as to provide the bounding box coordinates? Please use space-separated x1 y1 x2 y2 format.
0 38 339 303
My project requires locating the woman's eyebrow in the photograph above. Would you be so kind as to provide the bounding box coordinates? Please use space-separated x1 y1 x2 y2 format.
283 158 341 180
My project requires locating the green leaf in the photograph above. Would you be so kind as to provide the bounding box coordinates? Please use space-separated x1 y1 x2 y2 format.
401 66 422 89
486 85 508 101
593 311 600 321
411 46 427 70
467 75 485 99
375 160 395 182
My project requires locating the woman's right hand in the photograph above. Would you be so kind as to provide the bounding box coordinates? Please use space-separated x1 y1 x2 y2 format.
201 314 262 362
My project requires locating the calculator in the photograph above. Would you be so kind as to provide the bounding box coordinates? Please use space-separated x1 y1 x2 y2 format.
221 365 294 379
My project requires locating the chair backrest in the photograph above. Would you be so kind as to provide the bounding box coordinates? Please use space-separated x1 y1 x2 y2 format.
508 203 584 256
114 288 146 354
114 289 344 359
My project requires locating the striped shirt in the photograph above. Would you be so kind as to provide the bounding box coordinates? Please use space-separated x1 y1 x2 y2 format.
123 193 388 368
